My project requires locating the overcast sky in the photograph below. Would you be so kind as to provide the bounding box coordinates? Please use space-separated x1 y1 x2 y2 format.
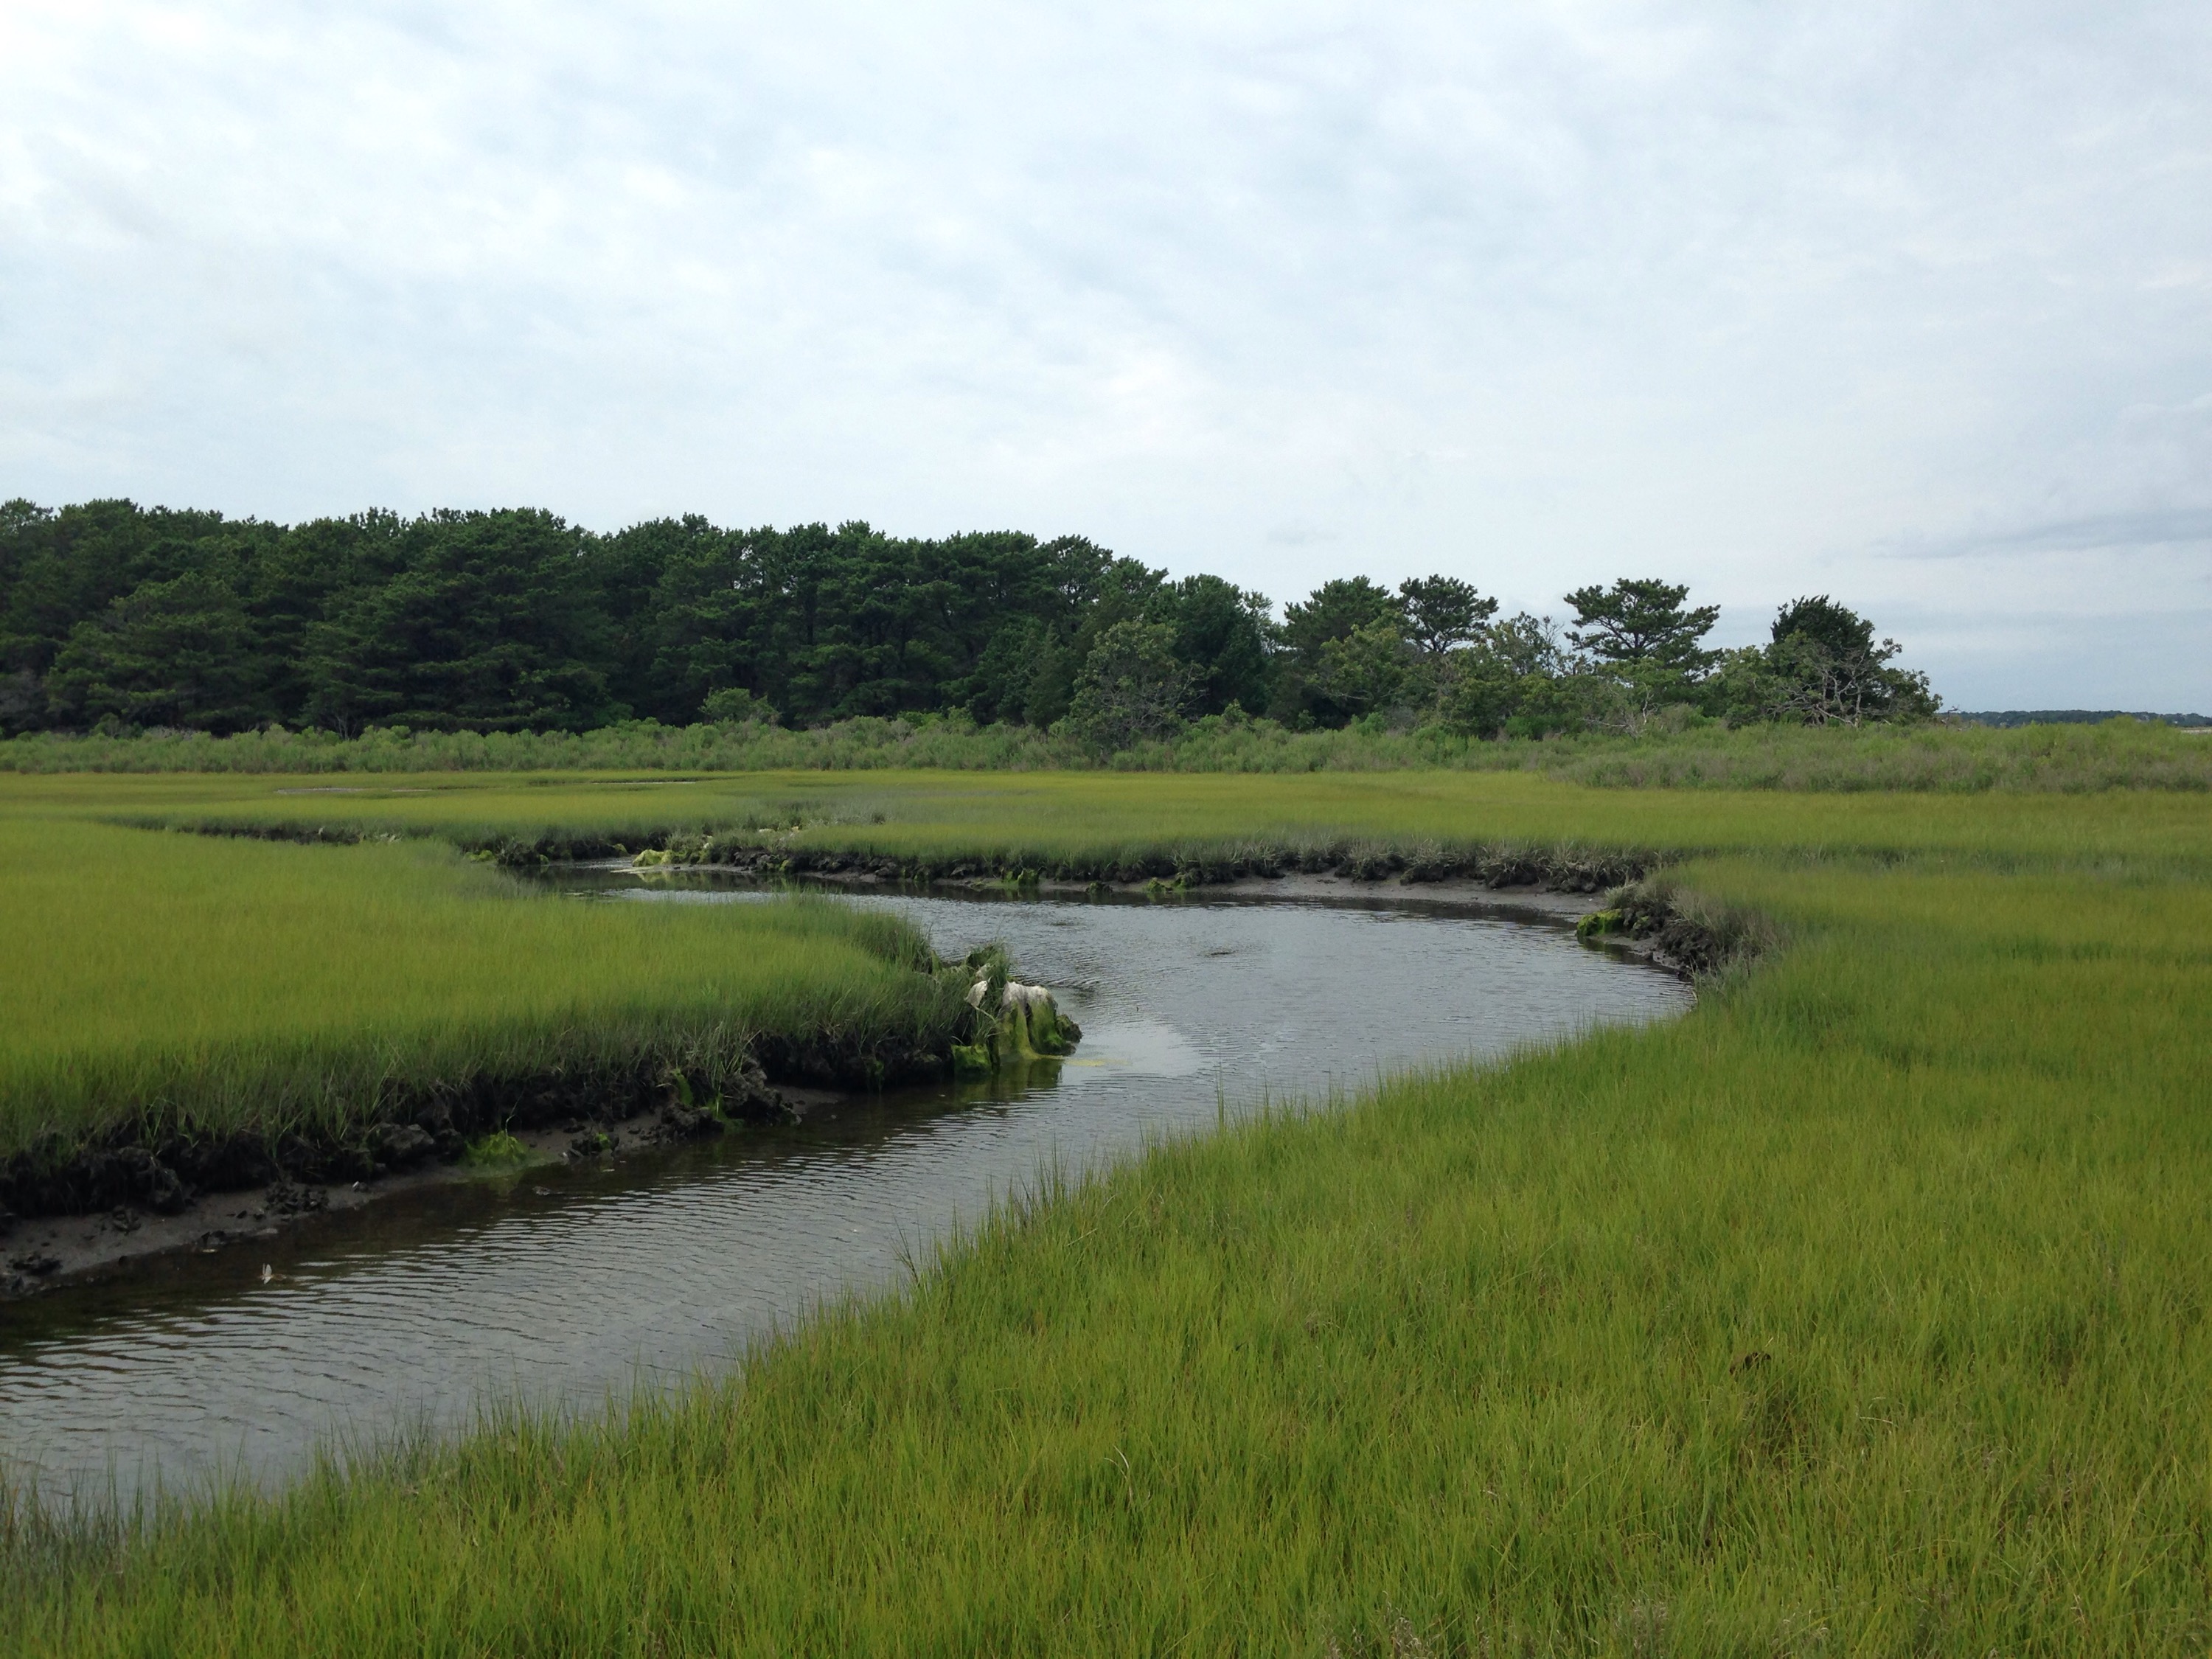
3 1 2208 709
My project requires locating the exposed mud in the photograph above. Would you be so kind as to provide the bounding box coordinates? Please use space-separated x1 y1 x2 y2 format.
632 835 1652 895
0 1034 925 1300
0 1078 852 1299
1573 885 1764 981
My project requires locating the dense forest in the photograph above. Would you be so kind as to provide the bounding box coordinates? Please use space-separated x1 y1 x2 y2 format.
0 499 1938 745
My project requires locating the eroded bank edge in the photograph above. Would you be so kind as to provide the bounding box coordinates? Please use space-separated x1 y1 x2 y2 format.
0 1024 963 1297
170 813 1658 889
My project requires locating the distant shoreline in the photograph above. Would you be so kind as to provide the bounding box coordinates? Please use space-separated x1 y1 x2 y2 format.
1953 709 2210 728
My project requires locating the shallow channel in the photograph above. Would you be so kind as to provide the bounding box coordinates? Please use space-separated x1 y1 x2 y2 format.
0 878 1690 1505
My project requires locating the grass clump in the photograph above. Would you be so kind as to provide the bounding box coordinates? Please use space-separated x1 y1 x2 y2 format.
459 1132 531 1169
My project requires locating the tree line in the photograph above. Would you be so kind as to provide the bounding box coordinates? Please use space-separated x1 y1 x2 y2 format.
0 498 1936 745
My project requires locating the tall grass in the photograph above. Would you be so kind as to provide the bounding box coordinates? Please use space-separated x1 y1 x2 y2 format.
12 765 2205 872
4 714 2208 790
7 849 2209 1652
5 768 2209 1648
0 818 961 1162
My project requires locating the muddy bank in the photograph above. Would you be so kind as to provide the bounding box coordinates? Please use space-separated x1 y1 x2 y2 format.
0 1081 851 1301
1574 883 1769 981
0 1035 945 1300
715 863 1742 984
183 818 1656 894
630 835 1652 894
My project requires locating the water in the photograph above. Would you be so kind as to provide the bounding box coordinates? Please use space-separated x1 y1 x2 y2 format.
0 879 1689 1503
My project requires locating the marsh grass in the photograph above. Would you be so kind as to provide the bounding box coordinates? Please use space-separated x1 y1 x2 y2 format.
4 712 2209 791
17 763 2205 874
6 853 2209 1652
2 769 2208 1651
0 818 964 1163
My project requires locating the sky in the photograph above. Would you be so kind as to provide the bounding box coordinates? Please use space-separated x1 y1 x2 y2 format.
2 1 2208 710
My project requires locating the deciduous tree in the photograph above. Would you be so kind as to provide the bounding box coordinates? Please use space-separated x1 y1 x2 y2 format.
1068 619 1192 752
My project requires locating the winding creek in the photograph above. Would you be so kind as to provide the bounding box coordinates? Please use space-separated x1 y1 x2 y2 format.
1 877 1690 1505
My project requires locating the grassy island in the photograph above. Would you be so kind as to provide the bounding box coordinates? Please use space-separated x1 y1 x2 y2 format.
3 731 2209 1653
0 807 969 1212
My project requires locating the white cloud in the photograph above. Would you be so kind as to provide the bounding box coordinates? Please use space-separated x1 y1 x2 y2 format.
2 0 2209 707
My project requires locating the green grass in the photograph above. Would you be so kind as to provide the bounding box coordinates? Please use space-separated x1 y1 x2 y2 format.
4 757 2210 1651
0 814 961 1166
14 762 2206 873
459 1131 532 1169
2 708 2208 790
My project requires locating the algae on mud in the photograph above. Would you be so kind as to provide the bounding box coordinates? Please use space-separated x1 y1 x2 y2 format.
947 946 1082 1075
